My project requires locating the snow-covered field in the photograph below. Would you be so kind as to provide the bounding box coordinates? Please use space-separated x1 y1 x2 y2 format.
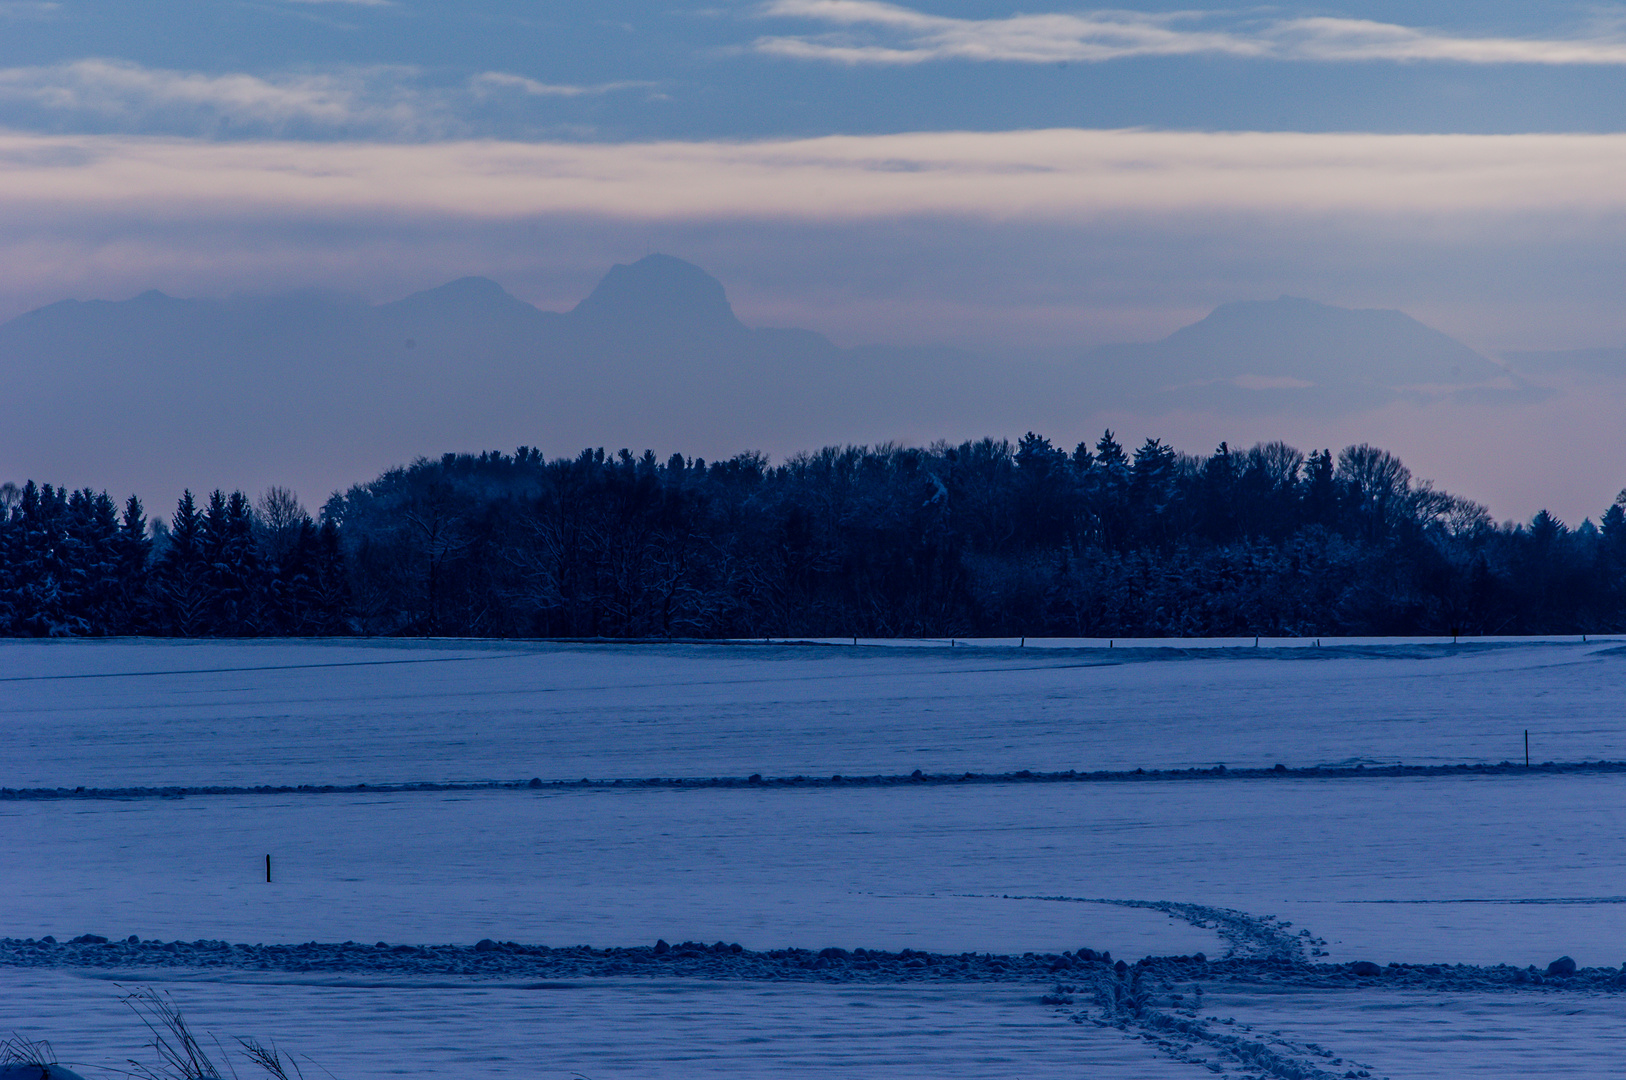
5 637 1626 787
7 778 1626 966
1 970 1199 1080
5 638 1626 1077
1205 986 1626 1079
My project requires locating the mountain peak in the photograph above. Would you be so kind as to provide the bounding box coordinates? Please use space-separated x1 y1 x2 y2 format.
377 276 547 332
570 254 743 333
1158 296 1501 381
391 276 526 307
1193 295 1406 331
432 275 511 298
1078 294 1513 413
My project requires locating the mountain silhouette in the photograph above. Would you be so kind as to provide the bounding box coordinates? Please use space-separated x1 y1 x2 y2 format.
0 258 1549 505
1082 295 1527 412
569 253 745 337
0 256 995 502
384 275 552 323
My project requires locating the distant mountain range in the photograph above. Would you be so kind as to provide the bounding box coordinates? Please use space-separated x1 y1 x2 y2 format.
1083 295 1536 413
0 253 1561 501
0 254 990 454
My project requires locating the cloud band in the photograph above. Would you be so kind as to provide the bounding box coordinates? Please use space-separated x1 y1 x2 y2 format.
755 2 1626 66
2 128 1625 224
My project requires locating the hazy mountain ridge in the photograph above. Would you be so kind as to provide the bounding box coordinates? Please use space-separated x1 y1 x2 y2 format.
2 257 1531 409
0 253 987 448
1081 295 1535 413
0 253 1564 505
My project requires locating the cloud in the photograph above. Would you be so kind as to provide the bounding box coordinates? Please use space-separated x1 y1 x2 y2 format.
755 2 1262 64
0 1 59 16
469 72 655 97
0 60 440 138
1 127 1621 224
1270 16 1626 64
754 1 1626 66
2 127 1626 362
0 61 657 140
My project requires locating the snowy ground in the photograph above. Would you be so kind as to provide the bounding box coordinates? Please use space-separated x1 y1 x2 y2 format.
5 638 1626 1077
1 969 1206 1080
1204 986 1626 1079
6 778 1626 966
5 637 1626 787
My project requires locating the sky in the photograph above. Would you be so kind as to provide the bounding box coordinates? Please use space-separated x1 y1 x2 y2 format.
2 1 1626 521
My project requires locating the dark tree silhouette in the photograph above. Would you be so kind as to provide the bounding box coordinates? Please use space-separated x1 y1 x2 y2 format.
155 491 209 636
3 431 1624 638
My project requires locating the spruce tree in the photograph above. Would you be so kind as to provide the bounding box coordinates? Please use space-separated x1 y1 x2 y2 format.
9 483 83 636
312 518 352 634
269 518 318 634
65 488 120 634
203 490 264 635
0 483 27 633
114 495 152 633
157 491 209 636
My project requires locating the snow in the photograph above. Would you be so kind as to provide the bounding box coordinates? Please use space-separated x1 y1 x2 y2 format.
7 776 1624 966
0 970 1198 1080
0 786 1221 957
7 637 1626 1077
5 637 1626 788
1204 986 1626 1079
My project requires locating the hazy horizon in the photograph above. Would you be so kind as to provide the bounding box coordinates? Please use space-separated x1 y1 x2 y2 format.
2 1 1625 524
3 252 1622 528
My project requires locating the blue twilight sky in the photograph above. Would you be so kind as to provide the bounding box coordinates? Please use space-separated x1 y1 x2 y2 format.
3 2 1626 139
3 1 1626 520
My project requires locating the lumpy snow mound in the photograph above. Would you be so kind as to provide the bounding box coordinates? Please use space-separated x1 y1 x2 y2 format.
0 1067 90 1080
1 1037 91 1080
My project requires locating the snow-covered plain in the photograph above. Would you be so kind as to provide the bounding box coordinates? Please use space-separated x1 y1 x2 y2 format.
6 777 1624 965
1 970 1199 1080
6 638 1626 1077
5 637 1626 787
1205 986 1626 1079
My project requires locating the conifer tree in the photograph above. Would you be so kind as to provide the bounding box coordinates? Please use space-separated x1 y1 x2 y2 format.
1091 431 1130 551
114 495 152 633
157 491 209 636
1303 449 1336 526
65 488 121 634
312 518 352 634
203 490 264 635
0 493 14 634
9 483 83 636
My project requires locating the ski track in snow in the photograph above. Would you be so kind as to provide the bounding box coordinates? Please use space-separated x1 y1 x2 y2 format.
992 897 1319 962
7 638 1626 1077
7 920 1625 1080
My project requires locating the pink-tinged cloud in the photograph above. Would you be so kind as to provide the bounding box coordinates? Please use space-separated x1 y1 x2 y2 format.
757 3 1626 67
3 129 1626 224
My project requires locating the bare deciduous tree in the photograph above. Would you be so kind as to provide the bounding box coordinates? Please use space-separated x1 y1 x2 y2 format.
255 486 309 564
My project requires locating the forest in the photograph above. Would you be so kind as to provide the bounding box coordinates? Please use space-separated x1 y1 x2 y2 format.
3 432 1624 639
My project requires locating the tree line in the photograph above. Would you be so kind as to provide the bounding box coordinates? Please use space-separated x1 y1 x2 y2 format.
4 432 1624 638
0 483 347 637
